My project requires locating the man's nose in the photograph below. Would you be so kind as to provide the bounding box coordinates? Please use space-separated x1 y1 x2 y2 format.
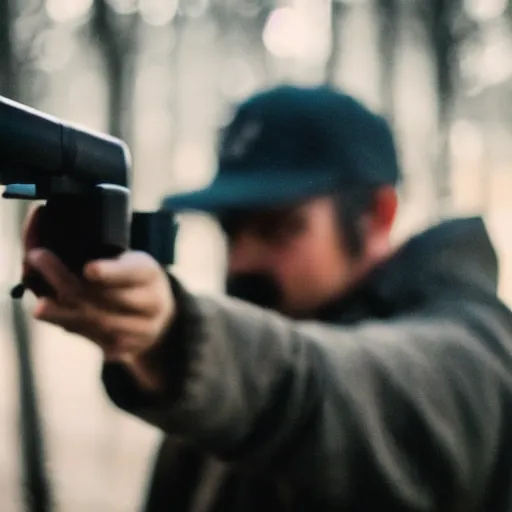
228 233 270 274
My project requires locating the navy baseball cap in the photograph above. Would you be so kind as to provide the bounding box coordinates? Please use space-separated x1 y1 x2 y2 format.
162 85 401 213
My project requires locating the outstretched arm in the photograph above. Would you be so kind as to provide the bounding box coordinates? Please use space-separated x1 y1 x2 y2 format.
103 279 504 509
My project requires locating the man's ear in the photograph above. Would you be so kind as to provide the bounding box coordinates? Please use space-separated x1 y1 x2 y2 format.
359 185 398 245
372 185 398 234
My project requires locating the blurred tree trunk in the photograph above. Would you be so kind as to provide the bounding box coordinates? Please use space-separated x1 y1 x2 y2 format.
91 0 139 146
211 1 272 132
213 1 272 90
376 0 399 125
251 2 273 85
325 0 345 85
420 0 459 218
0 0 17 97
167 13 186 180
0 2 53 512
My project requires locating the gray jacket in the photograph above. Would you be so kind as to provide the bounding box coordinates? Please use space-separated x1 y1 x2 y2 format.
102 217 512 511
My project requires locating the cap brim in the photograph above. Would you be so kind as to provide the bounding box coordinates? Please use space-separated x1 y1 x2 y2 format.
161 167 339 213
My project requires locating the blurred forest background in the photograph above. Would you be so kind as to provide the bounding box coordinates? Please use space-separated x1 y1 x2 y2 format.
0 0 512 511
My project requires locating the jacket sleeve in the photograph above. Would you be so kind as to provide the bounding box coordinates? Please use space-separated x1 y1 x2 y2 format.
102 277 507 508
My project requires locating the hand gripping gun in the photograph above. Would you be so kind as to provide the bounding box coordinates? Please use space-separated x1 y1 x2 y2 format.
0 95 176 298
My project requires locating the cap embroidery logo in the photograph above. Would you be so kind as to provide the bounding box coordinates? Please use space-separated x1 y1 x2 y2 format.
220 120 262 162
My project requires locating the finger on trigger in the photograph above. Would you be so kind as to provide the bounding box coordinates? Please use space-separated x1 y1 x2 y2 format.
33 298 79 324
34 299 105 343
35 298 142 348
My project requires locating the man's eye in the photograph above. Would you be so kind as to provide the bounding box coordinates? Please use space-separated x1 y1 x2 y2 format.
258 216 305 244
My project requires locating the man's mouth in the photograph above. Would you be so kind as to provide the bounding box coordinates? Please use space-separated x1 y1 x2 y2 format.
225 272 283 310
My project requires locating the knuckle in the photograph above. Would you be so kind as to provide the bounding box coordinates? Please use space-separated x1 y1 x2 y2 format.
139 252 161 273
98 316 120 341
80 305 114 341
147 318 161 339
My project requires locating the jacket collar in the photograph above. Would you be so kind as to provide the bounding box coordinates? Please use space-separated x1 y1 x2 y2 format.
315 217 499 324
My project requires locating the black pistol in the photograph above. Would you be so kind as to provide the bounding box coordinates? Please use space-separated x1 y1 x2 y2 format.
0 95 176 299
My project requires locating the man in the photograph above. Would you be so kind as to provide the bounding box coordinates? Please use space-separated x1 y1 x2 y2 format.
22 85 512 511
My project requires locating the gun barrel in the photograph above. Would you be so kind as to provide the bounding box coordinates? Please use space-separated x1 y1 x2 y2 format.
0 96 130 187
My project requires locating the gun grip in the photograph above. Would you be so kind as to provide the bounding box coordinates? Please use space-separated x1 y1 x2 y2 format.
18 185 130 299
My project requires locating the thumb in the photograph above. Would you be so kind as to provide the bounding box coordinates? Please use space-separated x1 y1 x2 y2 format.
84 251 160 287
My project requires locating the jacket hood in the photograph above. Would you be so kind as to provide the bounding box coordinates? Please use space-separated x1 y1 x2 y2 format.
394 216 498 293
318 217 499 323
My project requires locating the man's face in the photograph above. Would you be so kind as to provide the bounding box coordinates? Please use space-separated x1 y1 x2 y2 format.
220 197 372 317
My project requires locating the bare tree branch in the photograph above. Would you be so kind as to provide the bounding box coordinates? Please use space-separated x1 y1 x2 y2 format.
417 0 461 217
90 0 139 143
